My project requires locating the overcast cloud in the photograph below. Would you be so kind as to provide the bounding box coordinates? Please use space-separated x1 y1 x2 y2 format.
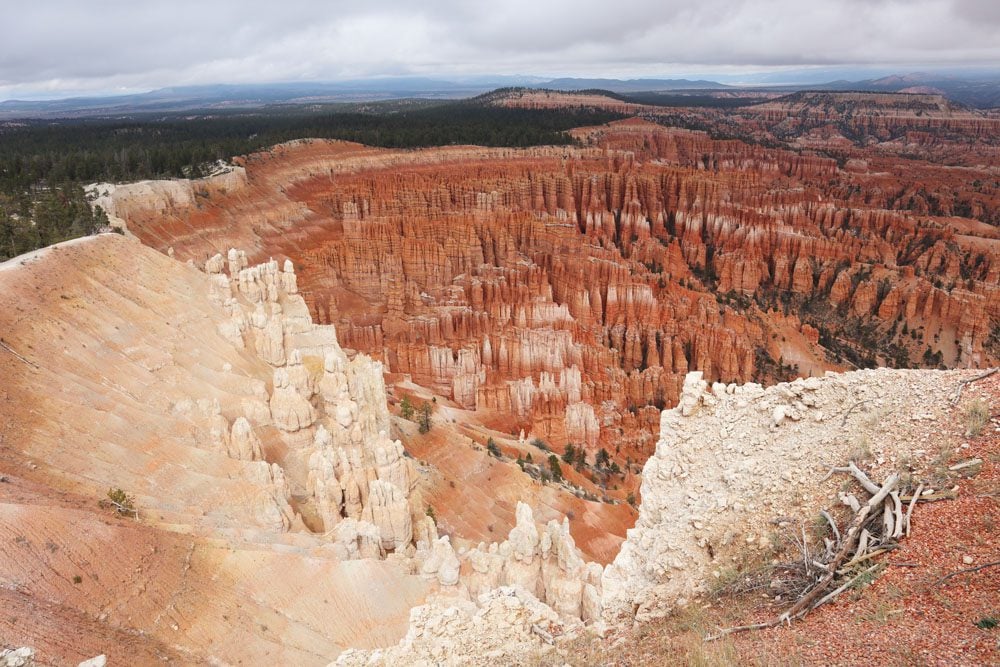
1 0 999 99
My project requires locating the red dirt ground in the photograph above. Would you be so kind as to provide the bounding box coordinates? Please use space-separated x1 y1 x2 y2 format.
575 373 999 666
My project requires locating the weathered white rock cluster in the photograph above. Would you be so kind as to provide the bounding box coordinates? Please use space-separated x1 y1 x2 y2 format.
0 648 34 667
336 501 607 665
201 250 415 554
334 586 563 667
198 248 606 656
602 368 967 621
417 502 603 624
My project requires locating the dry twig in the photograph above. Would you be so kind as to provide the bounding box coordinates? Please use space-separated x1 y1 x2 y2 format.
931 561 1000 588
707 472 899 640
839 400 873 428
951 368 998 404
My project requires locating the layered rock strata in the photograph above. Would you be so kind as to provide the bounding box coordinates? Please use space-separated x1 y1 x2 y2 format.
0 235 428 663
100 116 999 473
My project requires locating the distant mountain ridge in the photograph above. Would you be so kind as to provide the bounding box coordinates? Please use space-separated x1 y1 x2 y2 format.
540 77 730 92
2 72 999 119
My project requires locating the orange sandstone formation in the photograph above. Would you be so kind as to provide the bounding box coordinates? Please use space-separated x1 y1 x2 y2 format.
104 112 999 472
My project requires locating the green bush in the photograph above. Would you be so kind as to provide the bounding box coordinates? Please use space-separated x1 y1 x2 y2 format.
418 401 432 434
548 455 563 482
399 396 414 421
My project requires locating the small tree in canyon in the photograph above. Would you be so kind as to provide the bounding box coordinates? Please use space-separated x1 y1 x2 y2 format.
399 396 414 421
418 401 433 434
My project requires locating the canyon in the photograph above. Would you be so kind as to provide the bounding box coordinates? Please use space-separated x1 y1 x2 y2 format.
102 95 1000 480
2 91 998 664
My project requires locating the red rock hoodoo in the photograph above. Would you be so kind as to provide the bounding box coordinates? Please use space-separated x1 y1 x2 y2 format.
112 104 1000 472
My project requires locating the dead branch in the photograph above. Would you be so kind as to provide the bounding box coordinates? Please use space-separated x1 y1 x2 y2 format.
706 564 882 641
840 399 873 428
837 547 895 574
847 462 881 495
904 483 923 537
780 473 897 620
839 492 861 513
820 510 840 544
951 368 998 404
799 523 811 574
948 459 982 472
854 529 871 561
704 621 775 641
827 462 879 494
808 564 880 613
931 561 1000 588
706 462 958 642
104 499 138 519
890 491 904 539
899 490 957 503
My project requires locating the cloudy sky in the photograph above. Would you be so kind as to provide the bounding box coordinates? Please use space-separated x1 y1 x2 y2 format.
2 0 999 100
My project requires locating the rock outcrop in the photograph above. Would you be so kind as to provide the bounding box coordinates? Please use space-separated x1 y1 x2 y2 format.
602 367 983 621
0 235 429 664
334 586 565 667
0 648 34 667
199 247 418 552
340 501 607 666
415 501 602 625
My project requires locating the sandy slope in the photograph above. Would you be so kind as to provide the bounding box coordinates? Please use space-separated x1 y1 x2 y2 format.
0 234 427 664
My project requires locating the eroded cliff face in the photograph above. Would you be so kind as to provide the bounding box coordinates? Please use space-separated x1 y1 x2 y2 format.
602 367 983 621
0 234 612 663
104 116 998 479
0 235 430 664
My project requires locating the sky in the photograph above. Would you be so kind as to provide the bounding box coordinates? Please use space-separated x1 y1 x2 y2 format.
2 0 999 100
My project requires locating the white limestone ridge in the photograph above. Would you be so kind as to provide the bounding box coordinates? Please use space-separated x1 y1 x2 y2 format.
602 367 972 621
200 250 604 632
199 249 414 555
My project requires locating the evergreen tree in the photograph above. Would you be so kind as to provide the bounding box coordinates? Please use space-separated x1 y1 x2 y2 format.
418 401 432 433
399 396 414 420
595 448 611 469
486 438 501 457
548 455 563 482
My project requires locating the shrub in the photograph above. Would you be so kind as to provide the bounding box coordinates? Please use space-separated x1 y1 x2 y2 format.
548 455 563 482
104 487 137 518
965 398 989 437
400 396 414 420
486 438 501 458
595 448 611 468
562 443 576 464
531 437 549 451
418 401 432 433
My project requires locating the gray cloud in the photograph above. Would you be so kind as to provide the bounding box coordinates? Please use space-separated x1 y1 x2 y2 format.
1 0 998 99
